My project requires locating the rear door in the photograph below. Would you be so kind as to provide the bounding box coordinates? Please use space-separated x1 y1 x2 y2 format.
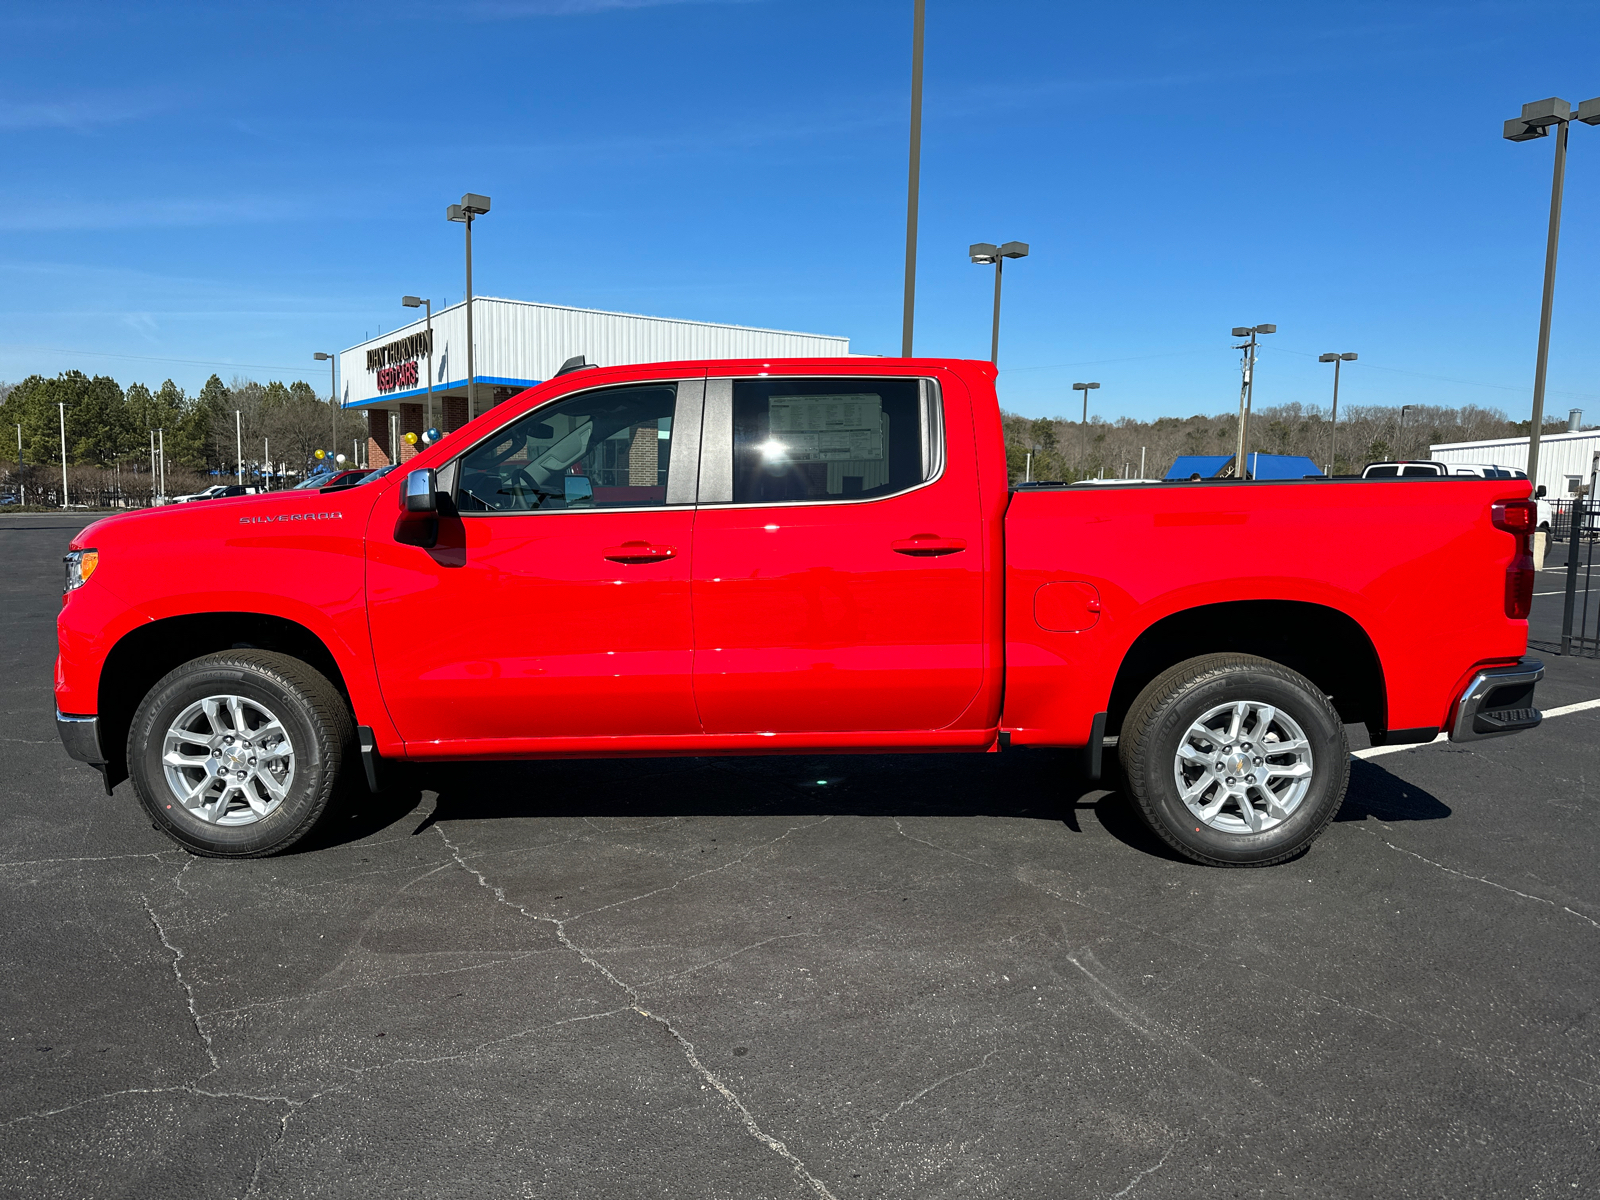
367 373 706 747
688 371 986 734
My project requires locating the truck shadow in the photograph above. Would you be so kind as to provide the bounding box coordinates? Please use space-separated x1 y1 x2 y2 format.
299 748 1448 860
1335 759 1452 823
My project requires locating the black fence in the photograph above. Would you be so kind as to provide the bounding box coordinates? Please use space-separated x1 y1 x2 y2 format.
1538 497 1600 657
1548 498 1600 543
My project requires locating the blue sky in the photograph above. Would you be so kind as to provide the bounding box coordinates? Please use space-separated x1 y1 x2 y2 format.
2 0 1598 422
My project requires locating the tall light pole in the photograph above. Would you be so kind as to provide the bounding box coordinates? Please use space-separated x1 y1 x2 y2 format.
314 352 337 472
901 0 926 357
447 193 491 420
235 409 243 485
1503 96 1600 488
1230 324 1275 477
968 241 1029 365
1317 352 1357 474
1073 380 1100 425
1399 403 1413 451
402 296 435 431
15 423 22 507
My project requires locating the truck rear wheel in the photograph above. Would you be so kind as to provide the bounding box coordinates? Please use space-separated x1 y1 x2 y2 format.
127 650 353 858
1117 654 1348 867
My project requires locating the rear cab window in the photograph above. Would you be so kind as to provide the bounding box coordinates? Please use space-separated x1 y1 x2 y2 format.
708 376 943 505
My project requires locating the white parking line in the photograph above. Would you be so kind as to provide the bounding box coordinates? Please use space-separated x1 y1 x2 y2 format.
1352 696 1600 760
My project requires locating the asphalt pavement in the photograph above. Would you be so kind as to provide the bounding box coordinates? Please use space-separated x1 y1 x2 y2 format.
3 512 1597 1199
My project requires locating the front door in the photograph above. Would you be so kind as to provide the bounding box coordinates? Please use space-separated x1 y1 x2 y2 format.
368 376 704 749
689 373 987 735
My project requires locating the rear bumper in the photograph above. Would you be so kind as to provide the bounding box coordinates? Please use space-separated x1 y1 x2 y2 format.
1450 660 1543 742
56 711 106 765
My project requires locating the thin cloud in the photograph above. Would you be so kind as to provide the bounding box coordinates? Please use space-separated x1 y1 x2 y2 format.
463 0 757 16
0 94 166 132
0 197 312 232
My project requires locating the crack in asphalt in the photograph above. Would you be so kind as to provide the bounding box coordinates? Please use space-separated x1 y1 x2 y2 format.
1356 828 1600 930
565 816 833 922
1107 1139 1179 1199
141 895 219 1075
435 822 840 1200
877 1049 999 1125
1 1083 298 1130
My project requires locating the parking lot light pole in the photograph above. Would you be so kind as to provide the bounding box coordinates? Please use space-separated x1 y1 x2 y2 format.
1231 325 1275 477
969 241 1029 365
1075 382 1100 428
314 352 337 464
402 296 435 431
58 402 67 509
447 194 491 420
1318 352 1357 474
235 409 243 485
1503 96 1600 488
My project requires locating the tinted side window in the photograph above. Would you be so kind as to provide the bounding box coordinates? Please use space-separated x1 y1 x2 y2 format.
730 377 934 504
456 384 676 513
1365 465 1399 478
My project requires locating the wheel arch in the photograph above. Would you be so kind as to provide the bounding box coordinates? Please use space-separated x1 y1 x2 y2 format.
1105 600 1386 739
98 612 354 787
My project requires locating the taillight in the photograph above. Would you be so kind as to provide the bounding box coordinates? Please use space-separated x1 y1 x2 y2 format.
1505 560 1533 619
1492 500 1536 619
1492 500 1536 533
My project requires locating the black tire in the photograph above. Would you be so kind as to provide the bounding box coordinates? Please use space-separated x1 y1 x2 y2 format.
127 650 353 858
1118 653 1348 867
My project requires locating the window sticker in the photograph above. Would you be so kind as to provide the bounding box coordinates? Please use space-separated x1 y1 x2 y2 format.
766 395 884 462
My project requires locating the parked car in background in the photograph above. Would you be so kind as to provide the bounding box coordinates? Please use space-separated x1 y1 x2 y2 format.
292 469 367 490
171 484 260 503
0 494 18 506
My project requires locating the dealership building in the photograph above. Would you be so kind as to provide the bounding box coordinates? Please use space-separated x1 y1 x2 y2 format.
338 297 850 468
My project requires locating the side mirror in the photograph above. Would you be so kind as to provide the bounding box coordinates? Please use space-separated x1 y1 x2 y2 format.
1536 485 1547 498
404 468 438 513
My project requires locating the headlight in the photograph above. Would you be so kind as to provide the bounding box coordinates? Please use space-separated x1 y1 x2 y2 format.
63 549 99 592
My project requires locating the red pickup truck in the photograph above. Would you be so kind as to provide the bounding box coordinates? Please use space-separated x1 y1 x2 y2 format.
55 357 1543 867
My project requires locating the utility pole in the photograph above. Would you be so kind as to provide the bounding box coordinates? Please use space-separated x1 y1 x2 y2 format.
1231 324 1275 477
901 0 926 357
235 410 243 485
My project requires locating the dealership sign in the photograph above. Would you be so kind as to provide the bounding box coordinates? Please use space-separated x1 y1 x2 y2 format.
367 330 433 393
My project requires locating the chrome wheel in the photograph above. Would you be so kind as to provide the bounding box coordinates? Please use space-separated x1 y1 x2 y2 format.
161 695 295 826
1172 700 1314 835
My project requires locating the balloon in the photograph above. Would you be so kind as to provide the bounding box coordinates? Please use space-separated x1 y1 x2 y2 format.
314 449 326 460
335 453 347 464
403 431 418 445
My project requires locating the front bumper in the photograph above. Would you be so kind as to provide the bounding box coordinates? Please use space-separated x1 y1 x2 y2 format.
1450 660 1543 742
56 710 105 765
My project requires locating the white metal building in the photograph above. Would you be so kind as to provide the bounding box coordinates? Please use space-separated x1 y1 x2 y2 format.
1431 429 1600 497
339 297 850 468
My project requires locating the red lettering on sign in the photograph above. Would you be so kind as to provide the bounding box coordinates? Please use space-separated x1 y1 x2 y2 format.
376 360 419 393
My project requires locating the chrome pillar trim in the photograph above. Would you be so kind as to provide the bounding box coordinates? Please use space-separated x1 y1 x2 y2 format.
1450 659 1544 742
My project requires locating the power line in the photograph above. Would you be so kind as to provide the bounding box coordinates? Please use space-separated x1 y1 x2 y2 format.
0 344 318 376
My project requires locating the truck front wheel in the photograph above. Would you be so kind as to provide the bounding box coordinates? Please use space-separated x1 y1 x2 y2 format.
127 650 353 858
1117 654 1348 867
